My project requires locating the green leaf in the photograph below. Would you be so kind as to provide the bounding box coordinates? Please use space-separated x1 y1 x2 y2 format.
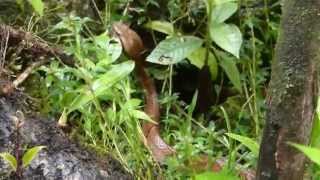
211 2 238 23
219 57 242 93
147 36 203 65
204 0 238 15
311 98 320 147
188 47 218 80
68 89 94 113
188 91 198 116
130 110 155 123
311 114 320 147
0 152 17 171
290 143 320 166
27 0 44 16
123 99 142 110
22 146 46 168
210 23 242 58
94 32 122 63
195 170 239 180
226 133 259 156
68 61 134 112
144 21 174 35
92 61 135 95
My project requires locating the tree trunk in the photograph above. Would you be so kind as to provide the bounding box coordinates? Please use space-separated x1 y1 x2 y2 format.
256 1 320 180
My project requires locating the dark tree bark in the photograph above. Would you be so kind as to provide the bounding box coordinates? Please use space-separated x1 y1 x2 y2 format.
256 1 320 180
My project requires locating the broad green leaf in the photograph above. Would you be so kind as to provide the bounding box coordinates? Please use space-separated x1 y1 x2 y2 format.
123 99 142 110
106 41 122 63
211 2 238 23
210 23 242 58
188 47 218 80
130 110 155 123
219 57 242 93
290 143 320 166
92 61 135 95
22 146 46 168
147 36 203 65
94 33 122 63
0 152 17 171
226 133 259 156
204 0 237 14
68 61 134 112
195 170 239 180
68 89 94 113
28 0 44 16
145 21 174 35
94 32 109 49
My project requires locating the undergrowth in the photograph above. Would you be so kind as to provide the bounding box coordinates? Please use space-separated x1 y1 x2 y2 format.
8 0 319 179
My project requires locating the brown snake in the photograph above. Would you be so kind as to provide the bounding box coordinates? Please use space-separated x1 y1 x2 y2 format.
112 22 175 162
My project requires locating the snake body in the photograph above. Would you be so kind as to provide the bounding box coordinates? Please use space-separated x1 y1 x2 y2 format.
112 22 174 162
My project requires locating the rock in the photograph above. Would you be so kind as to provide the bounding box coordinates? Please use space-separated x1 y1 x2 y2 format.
0 97 132 180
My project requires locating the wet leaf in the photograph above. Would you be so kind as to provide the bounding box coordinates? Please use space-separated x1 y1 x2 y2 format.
147 36 203 65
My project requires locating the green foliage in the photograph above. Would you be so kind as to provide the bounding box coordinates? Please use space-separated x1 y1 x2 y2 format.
67 61 135 113
188 47 218 80
147 36 203 65
218 56 242 93
195 170 239 180
210 2 237 23
311 98 320 147
27 0 44 16
3 0 284 178
0 146 45 172
209 23 242 58
16 0 24 10
207 0 242 58
38 15 158 177
226 133 259 156
0 153 17 171
144 21 175 35
22 146 46 168
290 143 320 166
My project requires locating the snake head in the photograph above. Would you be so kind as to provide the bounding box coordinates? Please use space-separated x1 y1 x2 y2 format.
111 22 145 61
